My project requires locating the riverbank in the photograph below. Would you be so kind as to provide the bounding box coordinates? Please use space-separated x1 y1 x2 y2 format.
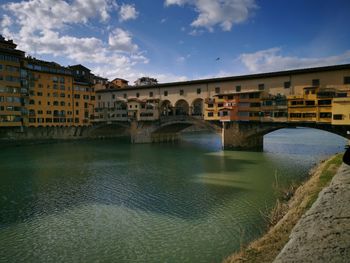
223 153 344 263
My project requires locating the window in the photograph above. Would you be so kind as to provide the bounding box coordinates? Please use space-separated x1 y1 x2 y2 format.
218 103 224 107
164 91 168 96
75 110 79 115
312 79 320 86
318 100 331 105
136 93 140 98
333 114 343 120
124 93 127 99
208 104 214 108
208 112 214 117
197 88 201 94
284 81 291 89
291 100 304 106
305 100 315 106
74 94 80 99
344 76 350 84
75 102 79 106
236 85 241 92
112 94 115 99
258 83 265 90
290 113 302 118
149 92 153 97
320 112 332 118
180 89 184 95
302 113 316 118
215 87 220 93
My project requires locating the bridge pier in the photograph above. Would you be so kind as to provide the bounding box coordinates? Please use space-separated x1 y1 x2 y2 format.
222 122 265 151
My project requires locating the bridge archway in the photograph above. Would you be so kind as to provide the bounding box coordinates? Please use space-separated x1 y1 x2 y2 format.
175 99 190 116
160 100 173 116
191 98 204 117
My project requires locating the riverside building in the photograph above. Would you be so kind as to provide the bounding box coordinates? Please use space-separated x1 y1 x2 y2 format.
26 57 73 127
0 36 26 127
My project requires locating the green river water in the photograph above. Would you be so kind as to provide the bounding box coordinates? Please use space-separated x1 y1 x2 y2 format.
0 128 347 263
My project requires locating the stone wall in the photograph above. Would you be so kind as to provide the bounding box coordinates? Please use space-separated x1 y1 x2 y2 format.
0 124 130 144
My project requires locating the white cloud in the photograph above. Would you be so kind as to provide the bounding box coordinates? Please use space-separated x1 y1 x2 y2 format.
1 15 12 28
176 56 186 63
165 0 257 32
119 3 139 22
3 0 117 31
108 28 138 53
239 47 350 73
0 0 151 83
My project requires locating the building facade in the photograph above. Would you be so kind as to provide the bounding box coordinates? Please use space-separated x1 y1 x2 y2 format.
95 64 350 126
26 58 74 127
0 36 26 127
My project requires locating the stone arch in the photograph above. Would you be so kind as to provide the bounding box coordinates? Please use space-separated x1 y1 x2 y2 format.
160 100 173 116
191 98 204 117
175 99 190 116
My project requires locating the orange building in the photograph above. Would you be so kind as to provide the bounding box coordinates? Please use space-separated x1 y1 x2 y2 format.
26 58 73 127
68 65 95 126
0 35 26 127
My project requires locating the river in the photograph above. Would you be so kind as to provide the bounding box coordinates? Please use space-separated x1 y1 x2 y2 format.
0 128 346 263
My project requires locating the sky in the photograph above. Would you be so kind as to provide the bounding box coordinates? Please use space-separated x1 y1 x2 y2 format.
1 0 350 83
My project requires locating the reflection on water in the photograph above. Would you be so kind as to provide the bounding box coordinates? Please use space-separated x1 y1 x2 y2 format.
0 128 346 263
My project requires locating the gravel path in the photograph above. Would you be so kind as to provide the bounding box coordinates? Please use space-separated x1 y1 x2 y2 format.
274 163 350 263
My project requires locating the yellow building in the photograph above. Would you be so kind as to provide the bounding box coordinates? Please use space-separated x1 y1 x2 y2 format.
26 58 74 127
69 65 95 126
0 36 26 127
332 90 350 125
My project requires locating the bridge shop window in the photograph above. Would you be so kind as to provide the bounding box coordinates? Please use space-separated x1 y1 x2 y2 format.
344 76 350 84
164 91 168 96
305 100 315 106
180 89 184 95
302 113 316 118
312 79 320 86
215 87 220 93
258 84 265 91
290 113 302 118
333 114 343 120
319 112 332 118
284 81 291 89
291 100 304 106
236 85 241 92
318 99 332 105
197 88 201 94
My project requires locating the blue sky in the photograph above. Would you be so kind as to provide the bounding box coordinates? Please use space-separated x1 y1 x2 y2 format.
1 0 350 83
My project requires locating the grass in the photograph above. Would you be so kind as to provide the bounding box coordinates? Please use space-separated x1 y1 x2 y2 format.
223 153 343 263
